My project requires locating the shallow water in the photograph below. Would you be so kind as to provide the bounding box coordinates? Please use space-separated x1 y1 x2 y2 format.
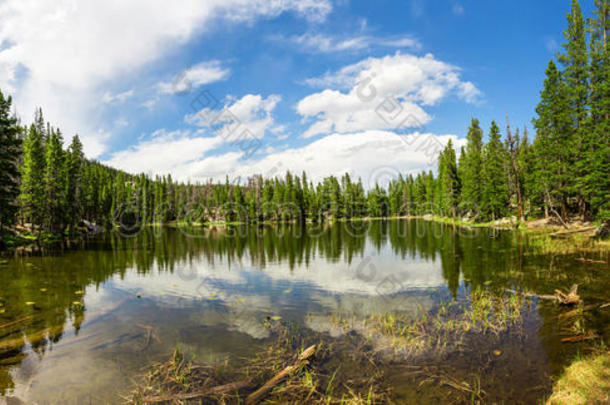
0 219 608 403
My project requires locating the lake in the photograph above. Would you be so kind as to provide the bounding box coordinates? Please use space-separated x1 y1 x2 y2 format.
0 219 608 403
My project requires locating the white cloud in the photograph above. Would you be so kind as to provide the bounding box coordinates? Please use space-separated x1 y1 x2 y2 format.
236 131 466 186
102 89 134 104
158 61 230 94
273 33 420 53
217 0 332 24
103 129 223 176
104 129 465 186
298 52 481 138
186 94 282 140
0 0 332 157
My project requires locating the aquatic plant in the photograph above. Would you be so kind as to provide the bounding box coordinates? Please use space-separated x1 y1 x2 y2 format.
363 289 526 358
128 323 391 404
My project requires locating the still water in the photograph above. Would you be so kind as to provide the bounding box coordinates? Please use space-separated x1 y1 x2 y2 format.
0 219 608 403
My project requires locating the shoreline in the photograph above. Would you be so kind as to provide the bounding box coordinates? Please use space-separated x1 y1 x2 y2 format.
1 215 607 251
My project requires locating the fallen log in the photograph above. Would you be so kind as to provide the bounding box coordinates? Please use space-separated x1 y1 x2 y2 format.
142 378 253 403
246 344 316 404
505 285 581 305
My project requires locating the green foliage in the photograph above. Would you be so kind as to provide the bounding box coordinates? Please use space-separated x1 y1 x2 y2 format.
0 90 22 234
584 0 610 220
481 122 509 221
19 124 46 228
44 129 67 232
532 60 574 220
460 119 484 212
437 139 460 217
66 135 84 231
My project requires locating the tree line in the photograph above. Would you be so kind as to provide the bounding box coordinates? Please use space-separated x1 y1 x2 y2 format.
0 0 608 241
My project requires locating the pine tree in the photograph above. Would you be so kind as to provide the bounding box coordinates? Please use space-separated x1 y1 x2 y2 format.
460 119 484 214
44 128 67 232
33 108 46 142
66 135 84 231
0 90 22 237
20 124 46 229
481 121 509 220
560 0 589 128
505 121 525 220
437 140 460 217
532 60 573 221
558 0 589 217
585 0 610 219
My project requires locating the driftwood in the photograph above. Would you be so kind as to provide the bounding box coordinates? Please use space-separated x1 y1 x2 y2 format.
505 284 581 305
143 378 253 403
555 285 581 305
245 344 316 405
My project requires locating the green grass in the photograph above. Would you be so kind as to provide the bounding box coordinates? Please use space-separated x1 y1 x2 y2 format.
547 351 610 404
359 289 525 358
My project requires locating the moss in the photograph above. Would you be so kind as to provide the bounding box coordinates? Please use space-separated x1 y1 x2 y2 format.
547 352 610 405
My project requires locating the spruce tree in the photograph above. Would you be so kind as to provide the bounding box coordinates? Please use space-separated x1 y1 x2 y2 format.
481 121 509 220
66 135 84 231
460 119 484 214
44 128 67 232
438 140 460 218
585 0 610 219
0 90 22 236
20 124 46 229
532 60 573 220
505 121 525 220
559 0 589 217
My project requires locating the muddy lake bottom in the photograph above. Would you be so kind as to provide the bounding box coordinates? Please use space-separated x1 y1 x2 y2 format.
0 219 608 403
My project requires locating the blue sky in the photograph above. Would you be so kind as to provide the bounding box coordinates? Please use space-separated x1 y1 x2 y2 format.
0 0 591 185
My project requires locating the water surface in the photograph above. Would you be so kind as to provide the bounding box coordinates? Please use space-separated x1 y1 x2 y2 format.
0 220 608 403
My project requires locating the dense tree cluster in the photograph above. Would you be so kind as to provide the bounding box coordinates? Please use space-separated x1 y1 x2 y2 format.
0 0 607 241
530 0 610 222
